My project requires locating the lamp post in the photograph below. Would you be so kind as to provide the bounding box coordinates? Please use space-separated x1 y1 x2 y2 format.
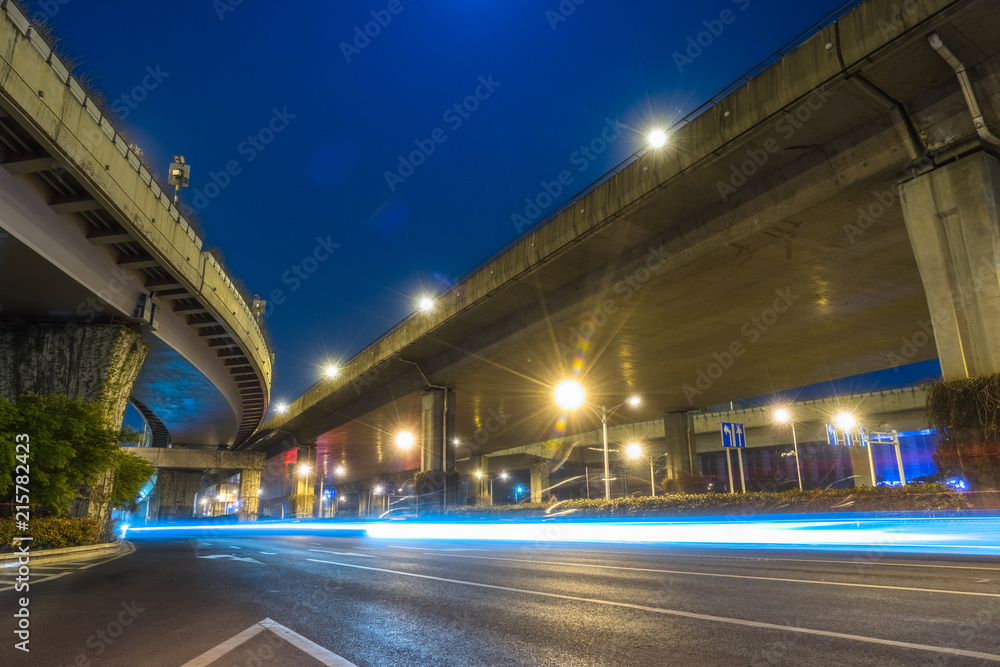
626 443 668 496
554 380 640 500
475 470 507 505
773 408 803 491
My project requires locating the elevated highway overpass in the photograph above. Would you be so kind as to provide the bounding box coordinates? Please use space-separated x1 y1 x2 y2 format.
0 4 271 451
249 0 1000 505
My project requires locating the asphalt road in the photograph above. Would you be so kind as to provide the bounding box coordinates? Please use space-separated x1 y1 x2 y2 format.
2 533 1000 666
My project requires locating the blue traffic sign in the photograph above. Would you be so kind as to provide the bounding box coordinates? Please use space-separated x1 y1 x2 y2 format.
721 422 746 448
826 423 838 446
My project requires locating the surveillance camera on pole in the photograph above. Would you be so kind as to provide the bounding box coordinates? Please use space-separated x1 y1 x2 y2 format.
167 155 190 205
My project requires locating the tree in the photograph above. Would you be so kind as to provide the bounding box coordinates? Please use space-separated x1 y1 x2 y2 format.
110 449 155 512
0 395 122 514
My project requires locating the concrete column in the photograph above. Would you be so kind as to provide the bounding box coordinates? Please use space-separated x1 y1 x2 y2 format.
154 471 201 521
238 469 261 522
420 388 456 473
530 460 550 503
293 448 316 518
900 152 1000 378
144 482 159 525
357 489 371 518
0 323 149 427
849 446 876 487
663 412 694 479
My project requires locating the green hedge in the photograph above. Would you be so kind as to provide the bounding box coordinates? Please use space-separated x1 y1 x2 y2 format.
441 484 969 519
0 517 109 552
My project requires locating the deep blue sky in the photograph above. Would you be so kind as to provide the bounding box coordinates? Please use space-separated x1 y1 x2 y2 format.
29 0 861 410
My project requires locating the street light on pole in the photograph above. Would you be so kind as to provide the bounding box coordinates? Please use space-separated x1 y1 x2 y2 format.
626 442 667 496
773 407 803 491
554 380 640 500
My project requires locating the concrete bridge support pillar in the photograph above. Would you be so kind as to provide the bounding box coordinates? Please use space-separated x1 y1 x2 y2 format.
293 448 316 518
420 388 456 473
901 151 1000 378
419 388 457 509
663 412 695 480
0 323 149 427
154 471 201 521
238 469 261 521
530 460 550 503
848 447 876 487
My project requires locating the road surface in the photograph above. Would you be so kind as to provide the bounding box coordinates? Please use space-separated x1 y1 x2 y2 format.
2 533 999 665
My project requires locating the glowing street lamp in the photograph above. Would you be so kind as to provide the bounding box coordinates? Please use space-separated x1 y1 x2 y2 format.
297 464 311 476
773 407 803 491
276 403 288 414
554 379 641 500
646 128 668 149
395 430 416 450
324 364 339 379
626 442 667 497
417 296 434 313
834 412 857 431
334 465 346 476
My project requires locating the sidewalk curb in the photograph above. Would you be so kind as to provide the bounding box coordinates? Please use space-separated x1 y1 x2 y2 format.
0 539 131 567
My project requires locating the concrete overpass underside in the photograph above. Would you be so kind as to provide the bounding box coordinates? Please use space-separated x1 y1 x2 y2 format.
253 0 1000 485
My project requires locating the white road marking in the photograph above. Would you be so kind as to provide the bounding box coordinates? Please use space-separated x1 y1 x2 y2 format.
434 553 1000 598
0 571 71 592
307 559 1000 663
567 549 1000 572
180 617 356 667
309 549 377 558
197 554 262 564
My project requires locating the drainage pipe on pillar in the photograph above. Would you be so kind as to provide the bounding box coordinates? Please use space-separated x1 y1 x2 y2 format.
928 33 1000 146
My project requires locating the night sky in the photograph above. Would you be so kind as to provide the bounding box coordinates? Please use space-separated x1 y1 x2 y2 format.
27 0 869 411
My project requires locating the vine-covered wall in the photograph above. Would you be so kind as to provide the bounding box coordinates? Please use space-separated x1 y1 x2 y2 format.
0 323 149 428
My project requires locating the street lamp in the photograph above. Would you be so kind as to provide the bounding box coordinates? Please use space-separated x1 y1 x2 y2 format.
324 364 339 379
773 407 803 491
334 465 346 476
417 296 434 313
276 403 288 414
626 442 668 496
395 430 416 450
554 379 640 500
646 128 669 149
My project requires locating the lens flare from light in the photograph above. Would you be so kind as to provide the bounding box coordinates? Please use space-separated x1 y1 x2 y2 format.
646 128 668 149
396 431 416 450
834 412 857 430
774 407 791 424
625 442 644 459
554 380 585 411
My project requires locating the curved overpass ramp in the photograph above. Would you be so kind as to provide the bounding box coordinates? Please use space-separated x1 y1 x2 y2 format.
0 4 271 445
